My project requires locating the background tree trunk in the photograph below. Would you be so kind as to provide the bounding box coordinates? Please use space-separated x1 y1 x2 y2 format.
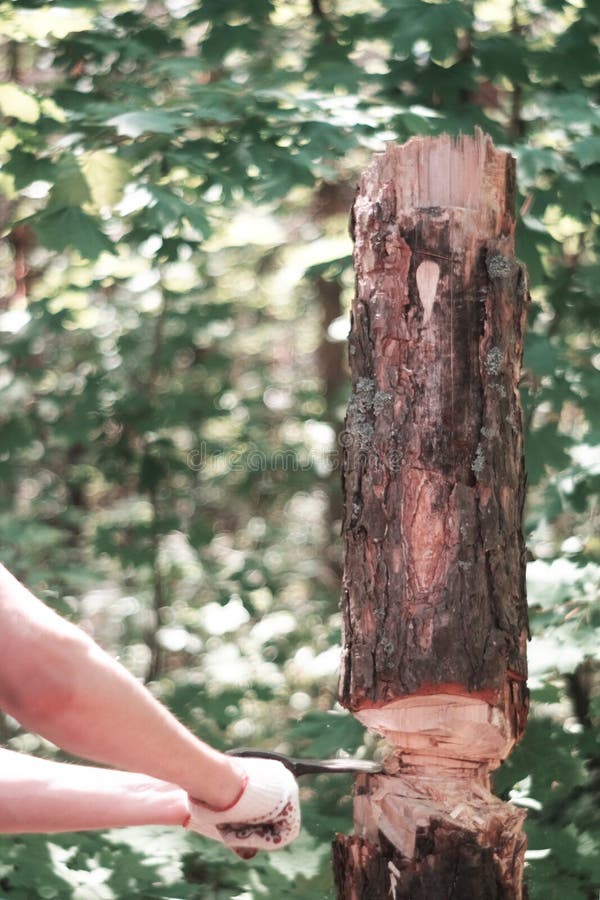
334 131 530 899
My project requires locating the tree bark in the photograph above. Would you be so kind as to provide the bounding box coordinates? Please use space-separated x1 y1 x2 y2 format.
334 131 530 899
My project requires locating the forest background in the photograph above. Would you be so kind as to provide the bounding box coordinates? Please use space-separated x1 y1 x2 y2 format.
0 0 598 897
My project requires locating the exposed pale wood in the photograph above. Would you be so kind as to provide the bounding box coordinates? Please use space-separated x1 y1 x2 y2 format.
355 693 513 772
334 771 526 900
334 131 530 899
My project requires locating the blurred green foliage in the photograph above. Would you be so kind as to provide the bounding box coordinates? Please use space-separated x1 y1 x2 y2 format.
0 0 598 897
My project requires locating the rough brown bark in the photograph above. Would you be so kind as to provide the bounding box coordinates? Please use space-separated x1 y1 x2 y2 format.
334 132 530 899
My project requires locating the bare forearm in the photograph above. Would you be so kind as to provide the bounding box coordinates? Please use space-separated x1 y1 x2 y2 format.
0 748 188 833
32 643 240 807
0 565 242 809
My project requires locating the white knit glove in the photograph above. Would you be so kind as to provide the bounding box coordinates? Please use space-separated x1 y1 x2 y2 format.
186 757 300 855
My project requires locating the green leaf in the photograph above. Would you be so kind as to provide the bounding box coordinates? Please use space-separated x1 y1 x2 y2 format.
539 93 600 131
523 333 563 377
107 109 180 138
80 150 130 208
525 424 572 486
304 255 352 280
571 136 600 168
478 35 531 84
382 0 472 61
573 263 600 298
516 146 563 184
268 831 330 883
145 185 188 229
137 185 210 237
0 82 39 123
48 154 91 209
33 207 113 259
3 148 56 190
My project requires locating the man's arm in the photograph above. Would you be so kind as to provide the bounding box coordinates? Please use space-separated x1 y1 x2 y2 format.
0 748 188 833
0 564 243 811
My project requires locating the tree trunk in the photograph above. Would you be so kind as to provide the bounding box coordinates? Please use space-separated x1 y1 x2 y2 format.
334 131 530 899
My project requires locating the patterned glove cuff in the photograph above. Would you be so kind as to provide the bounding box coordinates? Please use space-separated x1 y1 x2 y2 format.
189 771 248 815
188 757 294 827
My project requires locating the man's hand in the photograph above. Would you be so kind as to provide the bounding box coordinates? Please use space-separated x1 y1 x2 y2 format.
186 757 300 856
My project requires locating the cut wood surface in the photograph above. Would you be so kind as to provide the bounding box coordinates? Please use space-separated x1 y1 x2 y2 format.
333 771 526 900
334 131 530 899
